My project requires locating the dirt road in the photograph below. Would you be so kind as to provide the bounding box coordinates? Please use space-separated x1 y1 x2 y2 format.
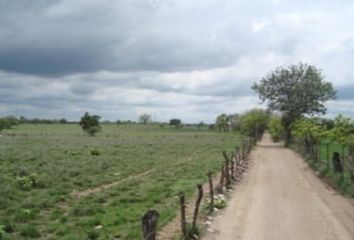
203 134 354 240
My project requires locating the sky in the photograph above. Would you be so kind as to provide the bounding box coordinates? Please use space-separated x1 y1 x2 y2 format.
1 0 354 123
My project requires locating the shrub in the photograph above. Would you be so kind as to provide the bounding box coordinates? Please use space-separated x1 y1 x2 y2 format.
0 225 5 240
86 230 100 240
90 150 100 156
16 174 39 191
239 109 269 138
20 225 41 238
268 116 284 142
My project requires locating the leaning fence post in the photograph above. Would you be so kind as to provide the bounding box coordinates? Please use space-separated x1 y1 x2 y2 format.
141 210 159 240
192 184 203 228
208 171 214 213
179 192 187 239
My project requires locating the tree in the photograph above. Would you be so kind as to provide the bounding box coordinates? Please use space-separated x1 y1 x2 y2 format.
197 121 205 130
0 116 20 132
0 118 9 132
268 115 284 142
228 114 241 131
252 63 336 145
139 114 151 125
215 114 229 132
292 118 327 156
327 115 354 145
169 118 182 128
239 109 269 139
79 112 101 136
59 118 67 124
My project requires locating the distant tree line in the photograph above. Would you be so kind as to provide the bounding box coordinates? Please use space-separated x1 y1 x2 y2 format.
18 116 74 124
214 109 269 139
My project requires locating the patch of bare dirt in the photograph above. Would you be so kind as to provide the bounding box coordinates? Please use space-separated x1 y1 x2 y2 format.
71 170 151 198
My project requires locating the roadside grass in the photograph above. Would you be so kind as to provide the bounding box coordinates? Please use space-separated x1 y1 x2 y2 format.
0 123 242 239
293 139 354 197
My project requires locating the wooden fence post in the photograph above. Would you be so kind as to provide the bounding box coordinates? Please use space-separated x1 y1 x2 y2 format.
326 144 330 168
192 184 203 228
222 151 231 187
141 210 159 240
241 141 245 160
231 152 235 180
333 152 344 181
208 171 214 213
179 192 187 239
347 155 354 182
217 164 224 194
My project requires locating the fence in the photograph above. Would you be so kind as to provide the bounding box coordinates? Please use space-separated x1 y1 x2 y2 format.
294 138 354 184
140 136 256 240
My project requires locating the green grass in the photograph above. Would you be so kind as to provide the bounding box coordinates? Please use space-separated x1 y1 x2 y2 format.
295 139 354 197
0 123 242 239
317 140 354 195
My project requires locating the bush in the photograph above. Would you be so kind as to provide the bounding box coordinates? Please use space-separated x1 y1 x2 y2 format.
90 150 100 156
86 230 100 240
16 174 39 191
239 109 269 138
268 116 284 142
0 220 14 234
169 119 182 128
0 225 5 240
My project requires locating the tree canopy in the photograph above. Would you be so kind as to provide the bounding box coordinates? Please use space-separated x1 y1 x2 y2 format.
139 114 151 125
79 112 101 136
215 114 229 132
0 116 20 132
169 118 182 128
239 109 269 139
252 63 336 144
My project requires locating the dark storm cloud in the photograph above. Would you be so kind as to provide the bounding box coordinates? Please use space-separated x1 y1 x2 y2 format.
1 0 354 122
0 0 248 76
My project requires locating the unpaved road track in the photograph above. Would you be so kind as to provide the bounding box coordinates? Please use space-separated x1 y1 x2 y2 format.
204 134 354 240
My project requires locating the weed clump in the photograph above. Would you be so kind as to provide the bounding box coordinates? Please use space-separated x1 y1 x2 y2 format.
16 174 40 191
90 150 100 156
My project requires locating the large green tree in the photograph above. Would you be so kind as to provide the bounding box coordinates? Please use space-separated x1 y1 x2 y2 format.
79 112 101 136
252 63 336 145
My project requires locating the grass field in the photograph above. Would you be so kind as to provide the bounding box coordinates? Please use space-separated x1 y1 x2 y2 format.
0 123 242 239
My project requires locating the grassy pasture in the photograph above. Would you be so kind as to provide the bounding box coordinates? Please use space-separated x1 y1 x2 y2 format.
0 123 241 239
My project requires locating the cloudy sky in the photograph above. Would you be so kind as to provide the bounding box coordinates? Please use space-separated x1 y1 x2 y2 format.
1 0 354 123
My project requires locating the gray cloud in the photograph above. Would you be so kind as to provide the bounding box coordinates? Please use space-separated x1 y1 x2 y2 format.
1 0 354 122
0 0 249 76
